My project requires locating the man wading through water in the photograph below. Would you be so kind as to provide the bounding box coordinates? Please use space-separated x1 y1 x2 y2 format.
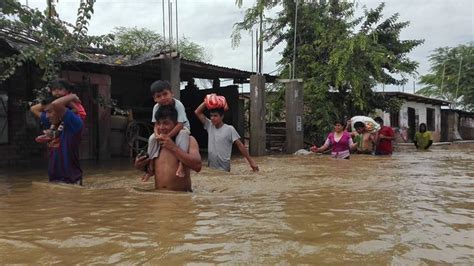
134 105 202 191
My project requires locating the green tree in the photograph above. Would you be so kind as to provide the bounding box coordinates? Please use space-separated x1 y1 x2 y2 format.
112 27 210 62
0 0 113 82
417 43 474 111
233 0 422 142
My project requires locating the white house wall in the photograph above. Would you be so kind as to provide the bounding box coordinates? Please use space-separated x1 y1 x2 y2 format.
397 101 442 142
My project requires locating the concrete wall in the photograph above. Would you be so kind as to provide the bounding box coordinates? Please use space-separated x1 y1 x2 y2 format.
441 110 474 141
459 114 474 140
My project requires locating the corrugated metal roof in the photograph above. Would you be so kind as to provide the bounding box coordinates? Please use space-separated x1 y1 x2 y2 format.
378 92 451 106
0 31 278 82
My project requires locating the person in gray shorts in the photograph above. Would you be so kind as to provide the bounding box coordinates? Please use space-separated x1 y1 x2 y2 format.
194 100 259 172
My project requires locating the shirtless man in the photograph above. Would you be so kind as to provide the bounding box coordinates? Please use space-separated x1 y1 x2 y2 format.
353 121 375 154
134 105 201 191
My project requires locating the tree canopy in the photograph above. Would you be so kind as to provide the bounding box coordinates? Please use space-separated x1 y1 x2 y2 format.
112 27 210 62
0 0 113 82
417 43 473 111
233 0 423 142
0 0 209 83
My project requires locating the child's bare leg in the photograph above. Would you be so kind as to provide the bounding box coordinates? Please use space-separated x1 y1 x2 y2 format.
176 162 185 178
174 129 189 178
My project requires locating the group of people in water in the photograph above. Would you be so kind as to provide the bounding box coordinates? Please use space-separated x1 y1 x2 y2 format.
132 80 258 191
312 117 394 160
29 78 434 192
30 79 258 191
312 116 433 160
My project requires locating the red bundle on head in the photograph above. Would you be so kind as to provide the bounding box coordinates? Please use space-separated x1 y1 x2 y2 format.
205 94 229 111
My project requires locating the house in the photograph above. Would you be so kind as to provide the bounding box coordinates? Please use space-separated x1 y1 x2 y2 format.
376 92 450 142
0 32 277 166
441 109 474 142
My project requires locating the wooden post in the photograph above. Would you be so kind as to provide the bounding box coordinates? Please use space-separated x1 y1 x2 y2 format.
282 79 304 154
249 74 266 156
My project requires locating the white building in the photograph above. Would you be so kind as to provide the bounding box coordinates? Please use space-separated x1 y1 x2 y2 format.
376 92 450 142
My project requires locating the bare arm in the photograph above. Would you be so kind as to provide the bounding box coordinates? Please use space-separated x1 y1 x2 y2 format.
30 103 44 118
234 139 259 171
194 102 208 125
316 143 330 153
167 122 184 138
159 135 202 172
51 94 80 119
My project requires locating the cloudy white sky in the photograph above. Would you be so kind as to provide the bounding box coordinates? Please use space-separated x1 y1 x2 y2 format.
25 0 473 91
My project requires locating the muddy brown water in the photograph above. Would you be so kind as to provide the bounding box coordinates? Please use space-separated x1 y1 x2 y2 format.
0 144 473 264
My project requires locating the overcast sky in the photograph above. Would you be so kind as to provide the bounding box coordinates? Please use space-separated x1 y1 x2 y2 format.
26 0 473 91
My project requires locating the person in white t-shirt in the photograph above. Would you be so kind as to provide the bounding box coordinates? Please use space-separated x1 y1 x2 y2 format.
194 100 259 172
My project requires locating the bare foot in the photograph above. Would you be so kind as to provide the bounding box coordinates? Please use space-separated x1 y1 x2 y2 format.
140 173 152 182
175 163 185 178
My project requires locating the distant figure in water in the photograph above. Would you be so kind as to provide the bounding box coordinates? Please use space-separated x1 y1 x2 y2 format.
311 120 357 159
134 105 201 192
374 116 395 155
194 97 259 172
414 123 433 150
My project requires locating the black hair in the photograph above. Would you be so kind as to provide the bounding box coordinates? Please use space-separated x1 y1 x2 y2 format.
419 123 427 130
48 78 72 92
150 80 172 94
333 120 345 126
154 104 177 122
374 117 383 124
40 96 57 106
354 121 365 129
209 108 225 116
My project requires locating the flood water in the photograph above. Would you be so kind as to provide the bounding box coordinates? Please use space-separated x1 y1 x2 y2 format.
1 144 473 264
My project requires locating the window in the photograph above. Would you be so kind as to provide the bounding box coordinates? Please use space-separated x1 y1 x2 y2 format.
0 92 7 144
390 112 399 127
426 108 435 131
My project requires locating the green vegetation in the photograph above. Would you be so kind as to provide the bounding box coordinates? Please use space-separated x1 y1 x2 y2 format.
0 0 208 83
234 0 423 142
0 0 112 82
417 43 473 111
112 27 210 62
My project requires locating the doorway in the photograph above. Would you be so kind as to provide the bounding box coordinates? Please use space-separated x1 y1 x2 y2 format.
76 84 99 160
408 107 416 141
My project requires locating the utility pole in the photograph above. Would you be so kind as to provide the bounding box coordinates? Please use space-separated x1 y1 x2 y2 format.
292 0 299 79
162 0 166 43
175 0 178 51
455 56 463 101
169 0 173 50
258 12 263 74
251 29 254 72
440 62 446 98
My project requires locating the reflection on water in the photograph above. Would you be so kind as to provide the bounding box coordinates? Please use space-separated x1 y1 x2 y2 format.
0 144 473 264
